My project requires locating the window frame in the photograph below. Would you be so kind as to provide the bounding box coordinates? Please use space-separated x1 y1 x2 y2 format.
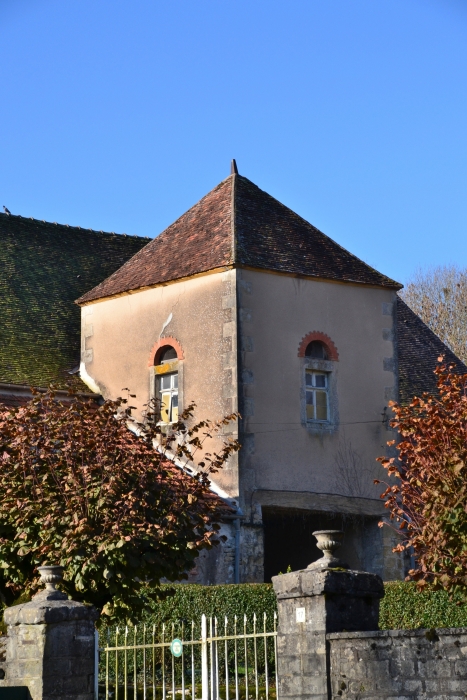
157 370 179 424
300 355 338 433
149 349 183 426
305 369 330 422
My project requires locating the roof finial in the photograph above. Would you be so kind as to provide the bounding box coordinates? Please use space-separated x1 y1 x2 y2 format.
230 159 238 175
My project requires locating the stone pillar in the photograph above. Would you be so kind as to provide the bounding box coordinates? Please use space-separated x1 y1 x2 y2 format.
0 565 98 700
272 530 384 700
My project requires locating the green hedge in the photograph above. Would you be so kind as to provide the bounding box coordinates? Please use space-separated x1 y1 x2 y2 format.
140 583 277 629
124 581 467 633
379 581 467 630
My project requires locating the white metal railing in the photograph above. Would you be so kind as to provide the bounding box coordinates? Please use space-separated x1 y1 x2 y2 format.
97 612 278 700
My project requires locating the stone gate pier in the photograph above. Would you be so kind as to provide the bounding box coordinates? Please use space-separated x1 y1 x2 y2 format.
272 530 384 700
0 565 98 700
272 529 467 700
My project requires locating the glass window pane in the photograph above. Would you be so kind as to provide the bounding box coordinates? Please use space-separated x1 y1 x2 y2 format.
161 375 171 390
171 394 178 422
314 374 326 388
173 373 178 389
306 403 315 420
305 371 313 387
306 391 314 405
315 391 328 420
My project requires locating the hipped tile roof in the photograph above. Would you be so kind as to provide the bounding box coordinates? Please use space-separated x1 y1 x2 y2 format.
0 213 149 389
77 174 401 304
396 297 467 404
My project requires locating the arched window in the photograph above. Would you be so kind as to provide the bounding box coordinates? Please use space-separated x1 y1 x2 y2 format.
156 345 179 423
159 346 177 362
298 332 339 428
304 342 329 420
305 340 329 360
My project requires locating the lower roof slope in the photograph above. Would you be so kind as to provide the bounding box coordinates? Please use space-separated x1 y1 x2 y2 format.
0 213 149 389
396 297 467 404
77 173 401 304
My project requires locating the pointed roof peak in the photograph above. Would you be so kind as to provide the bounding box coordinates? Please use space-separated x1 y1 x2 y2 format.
230 159 238 175
77 171 401 304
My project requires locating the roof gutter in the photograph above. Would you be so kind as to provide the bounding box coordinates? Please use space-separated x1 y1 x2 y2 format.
0 383 100 400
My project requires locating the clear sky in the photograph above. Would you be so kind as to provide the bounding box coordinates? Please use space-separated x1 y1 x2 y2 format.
1 0 466 286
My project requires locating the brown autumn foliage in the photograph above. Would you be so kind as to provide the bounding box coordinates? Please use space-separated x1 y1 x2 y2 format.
377 360 467 597
0 389 239 620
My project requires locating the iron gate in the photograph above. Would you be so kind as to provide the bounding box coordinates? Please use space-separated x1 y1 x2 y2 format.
98 612 278 700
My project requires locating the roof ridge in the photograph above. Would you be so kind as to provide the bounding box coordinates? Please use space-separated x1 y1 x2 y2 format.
230 172 236 264
0 211 149 240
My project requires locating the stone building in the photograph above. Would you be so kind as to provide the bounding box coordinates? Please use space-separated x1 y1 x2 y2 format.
74 163 467 585
1 165 464 585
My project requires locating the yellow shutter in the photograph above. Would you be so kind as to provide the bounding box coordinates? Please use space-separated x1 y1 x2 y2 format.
160 392 171 423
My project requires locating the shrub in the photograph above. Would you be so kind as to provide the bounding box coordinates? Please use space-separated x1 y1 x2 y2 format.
379 581 467 630
0 390 239 621
141 583 277 629
377 361 467 597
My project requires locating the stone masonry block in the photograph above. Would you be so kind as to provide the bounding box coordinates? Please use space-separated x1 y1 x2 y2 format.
221 295 236 309
454 658 467 675
1 585 98 700
382 302 393 315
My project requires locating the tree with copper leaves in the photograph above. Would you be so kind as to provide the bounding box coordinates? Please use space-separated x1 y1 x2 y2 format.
377 359 467 598
0 390 239 621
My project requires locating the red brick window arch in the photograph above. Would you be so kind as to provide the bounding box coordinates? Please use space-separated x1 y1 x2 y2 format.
297 332 339 361
148 337 184 367
298 332 338 425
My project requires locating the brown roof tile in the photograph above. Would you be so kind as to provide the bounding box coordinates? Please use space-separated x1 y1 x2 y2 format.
396 297 467 404
77 173 401 304
77 177 233 303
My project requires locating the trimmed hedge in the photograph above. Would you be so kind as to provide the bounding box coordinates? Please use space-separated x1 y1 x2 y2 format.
129 581 467 632
379 581 467 630
140 583 277 629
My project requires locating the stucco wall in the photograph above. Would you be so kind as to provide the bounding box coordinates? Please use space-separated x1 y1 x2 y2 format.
80 266 403 582
237 268 397 500
79 269 239 498
237 269 401 578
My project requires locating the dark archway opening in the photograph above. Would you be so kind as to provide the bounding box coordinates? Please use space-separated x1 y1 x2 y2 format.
262 507 378 582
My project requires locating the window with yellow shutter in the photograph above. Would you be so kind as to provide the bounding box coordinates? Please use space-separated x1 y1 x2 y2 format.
154 345 179 425
159 372 178 423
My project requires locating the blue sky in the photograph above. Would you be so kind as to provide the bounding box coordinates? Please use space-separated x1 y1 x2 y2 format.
1 0 466 285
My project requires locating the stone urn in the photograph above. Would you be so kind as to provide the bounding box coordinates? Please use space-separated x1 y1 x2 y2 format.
35 564 67 600
307 529 348 570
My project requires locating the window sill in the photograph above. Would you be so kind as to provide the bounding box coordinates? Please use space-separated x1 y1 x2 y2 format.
305 421 336 435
